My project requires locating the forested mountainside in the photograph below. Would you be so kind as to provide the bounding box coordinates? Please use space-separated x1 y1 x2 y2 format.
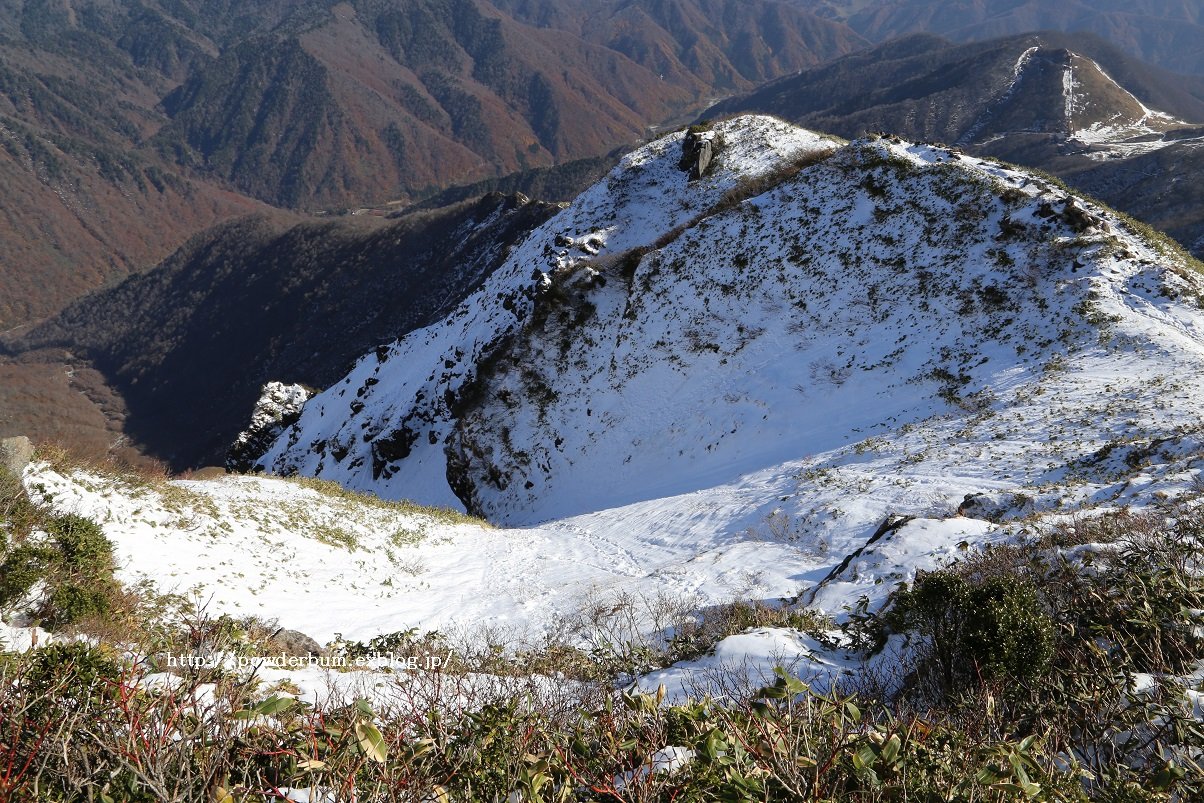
0 0 864 328
1 193 556 468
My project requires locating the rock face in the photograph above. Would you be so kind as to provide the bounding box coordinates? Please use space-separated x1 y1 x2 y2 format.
680 129 726 180
227 383 314 473
0 436 34 476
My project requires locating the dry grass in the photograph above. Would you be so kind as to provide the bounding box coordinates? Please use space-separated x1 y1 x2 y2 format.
284 476 488 527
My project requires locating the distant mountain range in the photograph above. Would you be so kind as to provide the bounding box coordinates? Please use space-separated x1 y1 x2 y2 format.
0 0 865 329
707 31 1204 258
792 0 1204 76
5 0 1204 331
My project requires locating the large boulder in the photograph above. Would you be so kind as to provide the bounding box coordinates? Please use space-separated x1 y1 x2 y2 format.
680 128 725 181
0 436 34 476
266 628 327 658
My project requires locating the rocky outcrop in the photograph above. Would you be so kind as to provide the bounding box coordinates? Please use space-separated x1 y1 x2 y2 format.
227 383 314 473
680 128 726 180
266 628 327 658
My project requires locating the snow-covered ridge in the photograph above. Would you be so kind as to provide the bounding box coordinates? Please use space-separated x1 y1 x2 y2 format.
453 134 1204 524
255 117 839 509
255 116 1204 529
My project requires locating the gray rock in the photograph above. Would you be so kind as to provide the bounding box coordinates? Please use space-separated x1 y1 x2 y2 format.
692 138 714 180
680 129 725 181
0 436 34 476
267 628 327 657
188 466 229 480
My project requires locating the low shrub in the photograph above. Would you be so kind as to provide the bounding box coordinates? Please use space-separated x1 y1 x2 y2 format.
887 571 1054 693
0 466 42 542
881 503 1204 799
0 473 119 629
0 644 1098 803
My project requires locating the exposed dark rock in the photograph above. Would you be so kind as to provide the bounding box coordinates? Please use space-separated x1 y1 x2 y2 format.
956 492 1017 522
680 129 726 181
1061 199 1102 233
227 383 313 473
372 426 420 479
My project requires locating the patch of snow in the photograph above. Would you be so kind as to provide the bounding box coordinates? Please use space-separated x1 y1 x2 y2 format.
615 745 696 790
1063 63 1075 127
0 622 52 651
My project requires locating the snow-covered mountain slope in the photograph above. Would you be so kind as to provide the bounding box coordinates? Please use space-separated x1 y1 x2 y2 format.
253 115 1204 537
254 117 841 509
9 115 1204 710
1060 53 1202 157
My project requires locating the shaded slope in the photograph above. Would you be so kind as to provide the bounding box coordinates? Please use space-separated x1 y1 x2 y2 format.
412 152 623 210
4 193 557 469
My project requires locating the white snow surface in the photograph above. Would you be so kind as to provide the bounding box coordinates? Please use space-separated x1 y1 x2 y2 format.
17 115 1204 696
